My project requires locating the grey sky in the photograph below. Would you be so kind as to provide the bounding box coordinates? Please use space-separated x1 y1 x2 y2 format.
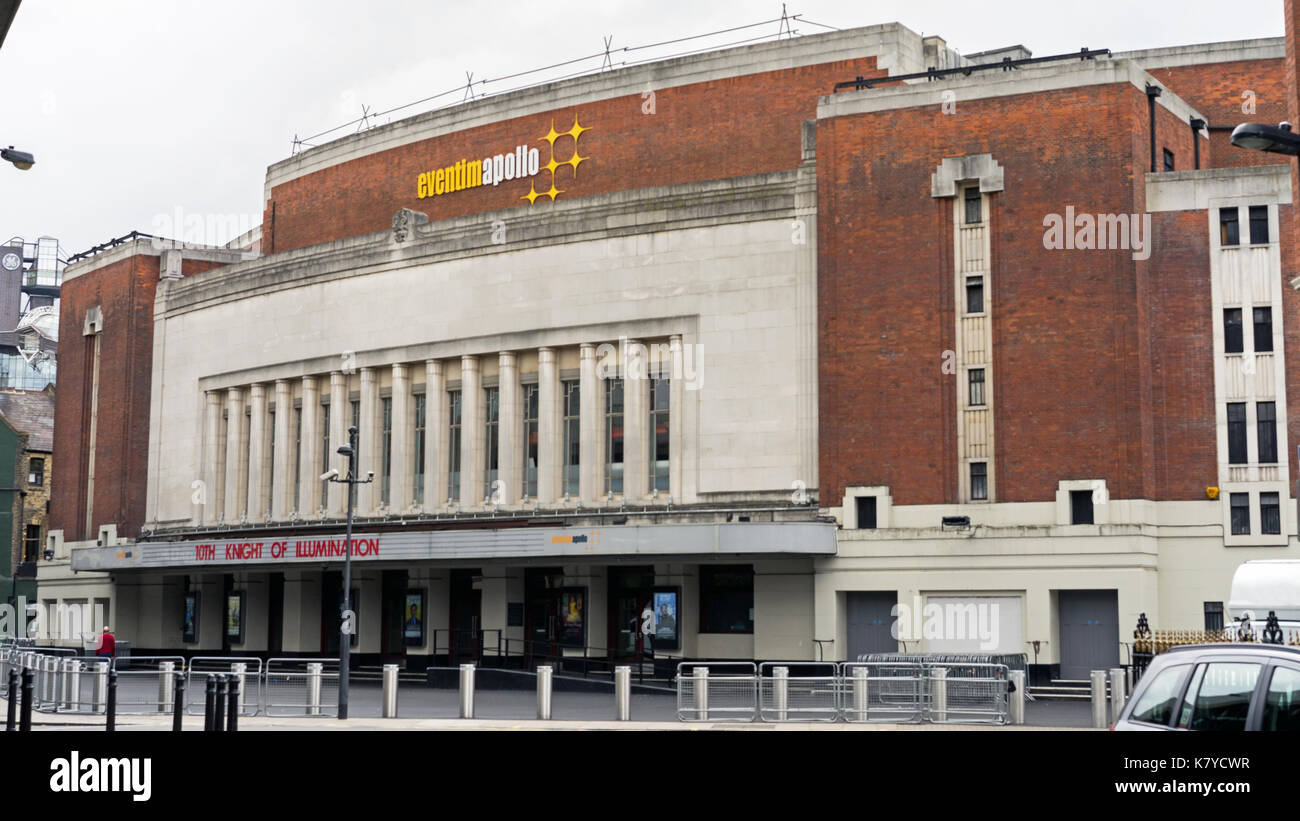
0 0 1285 256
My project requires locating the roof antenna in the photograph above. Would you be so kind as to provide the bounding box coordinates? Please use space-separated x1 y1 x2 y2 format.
778 3 794 38
602 35 615 70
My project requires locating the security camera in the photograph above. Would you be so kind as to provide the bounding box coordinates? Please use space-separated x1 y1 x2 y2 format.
366 470 374 481
320 468 339 481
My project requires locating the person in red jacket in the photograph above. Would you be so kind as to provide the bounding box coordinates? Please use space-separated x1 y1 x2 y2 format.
97 626 116 659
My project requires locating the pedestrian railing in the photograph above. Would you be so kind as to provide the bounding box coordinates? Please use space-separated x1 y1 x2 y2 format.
110 656 186 715
264 658 340 717
841 661 928 723
758 662 840 722
676 662 758 722
186 657 263 716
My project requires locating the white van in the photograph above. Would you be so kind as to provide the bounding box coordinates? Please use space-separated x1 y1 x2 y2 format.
1228 560 1300 634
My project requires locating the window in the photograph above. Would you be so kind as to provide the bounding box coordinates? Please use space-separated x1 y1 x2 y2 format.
968 368 985 407
1203 601 1224 632
1249 205 1269 244
1260 666 1300 731
1253 307 1273 353
699 565 753 633
23 524 40 563
1185 662 1260 731
562 380 580 497
522 384 538 500
1219 207 1239 246
448 390 462 502
27 457 44 486
604 377 624 495
1224 308 1243 354
319 402 331 506
1162 148 1175 171
649 377 669 493
855 496 877 529
380 397 392 505
350 399 360 432
266 409 274 504
1230 492 1250 535
484 386 499 501
965 276 984 314
963 186 981 225
292 407 302 512
1257 402 1277 463
1227 403 1247 464
1070 490 1094 525
1261 492 1281 535
970 462 988 501
412 394 426 505
1128 664 1191 727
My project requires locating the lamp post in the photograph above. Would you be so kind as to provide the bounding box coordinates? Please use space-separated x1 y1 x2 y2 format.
1 146 34 170
323 425 371 720
1229 121 1300 156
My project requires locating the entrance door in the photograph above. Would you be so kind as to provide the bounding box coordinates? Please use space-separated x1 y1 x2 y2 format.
1058 590 1119 680
380 569 409 663
525 567 564 664
845 592 897 661
449 569 482 663
609 566 655 661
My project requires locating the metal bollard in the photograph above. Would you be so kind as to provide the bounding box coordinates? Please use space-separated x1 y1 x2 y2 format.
931 667 948 723
43 656 58 708
382 664 400 718
213 676 227 732
1090 670 1108 729
1008 670 1026 725
1126 666 1134 697
6 668 16 730
614 665 631 721
459 664 475 719
226 674 240 732
1109 668 1126 724
93 661 108 713
105 669 117 732
20 667 33 731
204 675 216 731
692 666 709 720
852 666 869 721
60 658 79 711
172 673 186 732
536 665 553 720
158 661 175 713
306 662 323 717
231 663 247 716
772 666 790 721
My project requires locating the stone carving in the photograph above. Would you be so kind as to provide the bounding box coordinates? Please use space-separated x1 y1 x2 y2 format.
391 208 429 243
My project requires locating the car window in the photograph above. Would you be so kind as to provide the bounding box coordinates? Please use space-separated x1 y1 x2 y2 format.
1259 666 1300 732
1129 664 1191 726
1188 663 1261 731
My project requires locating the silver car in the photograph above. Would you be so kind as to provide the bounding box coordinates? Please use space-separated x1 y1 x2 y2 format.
1113 644 1300 731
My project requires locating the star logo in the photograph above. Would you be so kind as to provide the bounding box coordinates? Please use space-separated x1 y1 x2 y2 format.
530 115 590 204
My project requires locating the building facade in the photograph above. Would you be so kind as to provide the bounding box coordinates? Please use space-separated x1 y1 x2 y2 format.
38 19 1300 682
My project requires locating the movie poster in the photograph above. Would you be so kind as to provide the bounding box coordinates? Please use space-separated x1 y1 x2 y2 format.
403 589 425 646
559 588 585 647
183 592 200 644
225 592 243 643
653 589 679 649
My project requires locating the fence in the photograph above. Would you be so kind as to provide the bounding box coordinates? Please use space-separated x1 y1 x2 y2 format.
677 660 1011 724
1130 611 1300 681
110 656 186 715
264 658 340 717
187 658 263 716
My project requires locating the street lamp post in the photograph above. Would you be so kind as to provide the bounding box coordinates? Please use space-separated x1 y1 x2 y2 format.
1229 121 1300 156
324 425 371 720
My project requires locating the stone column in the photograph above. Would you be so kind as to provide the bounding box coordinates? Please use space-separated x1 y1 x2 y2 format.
246 384 267 520
579 343 600 502
622 340 647 501
669 335 684 502
328 372 346 515
391 363 411 512
202 391 222 523
425 360 446 509
497 352 519 506
460 356 482 507
358 367 377 513
223 387 245 522
536 347 559 505
299 376 320 516
271 380 291 519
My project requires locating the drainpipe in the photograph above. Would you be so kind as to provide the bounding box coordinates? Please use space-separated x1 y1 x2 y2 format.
1146 84 1162 173
1190 118 1205 169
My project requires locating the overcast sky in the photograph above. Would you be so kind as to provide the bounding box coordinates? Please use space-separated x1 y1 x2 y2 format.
0 0 1286 256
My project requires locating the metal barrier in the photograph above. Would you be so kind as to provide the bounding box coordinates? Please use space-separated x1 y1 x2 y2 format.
264 658 340 717
676 662 758 722
759 662 839 722
930 663 1009 724
110 656 186 715
186 657 264 716
841 661 928 723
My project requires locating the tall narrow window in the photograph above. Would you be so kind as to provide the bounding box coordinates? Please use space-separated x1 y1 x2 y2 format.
1253 307 1273 353
1162 148 1175 171
292 406 302 513
28 457 44 486
1220 207 1239 246
1249 205 1269 244
1224 308 1243 354
522 383 538 499
266 408 275 505
380 396 392 505
649 377 670 493
484 386 499 501
1257 401 1277 463
1204 602 1225 632
319 402 330 506
963 186 981 224
1227 403 1248 464
1230 492 1250 535
562 380 580 497
968 368 986 407
966 276 984 314
605 377 624 495
970 462 988 501
448 390 462 502
350 400 360 434
1070 490 1094 525
855 496 877 529
1261 492 1281 535
413 393 426 505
